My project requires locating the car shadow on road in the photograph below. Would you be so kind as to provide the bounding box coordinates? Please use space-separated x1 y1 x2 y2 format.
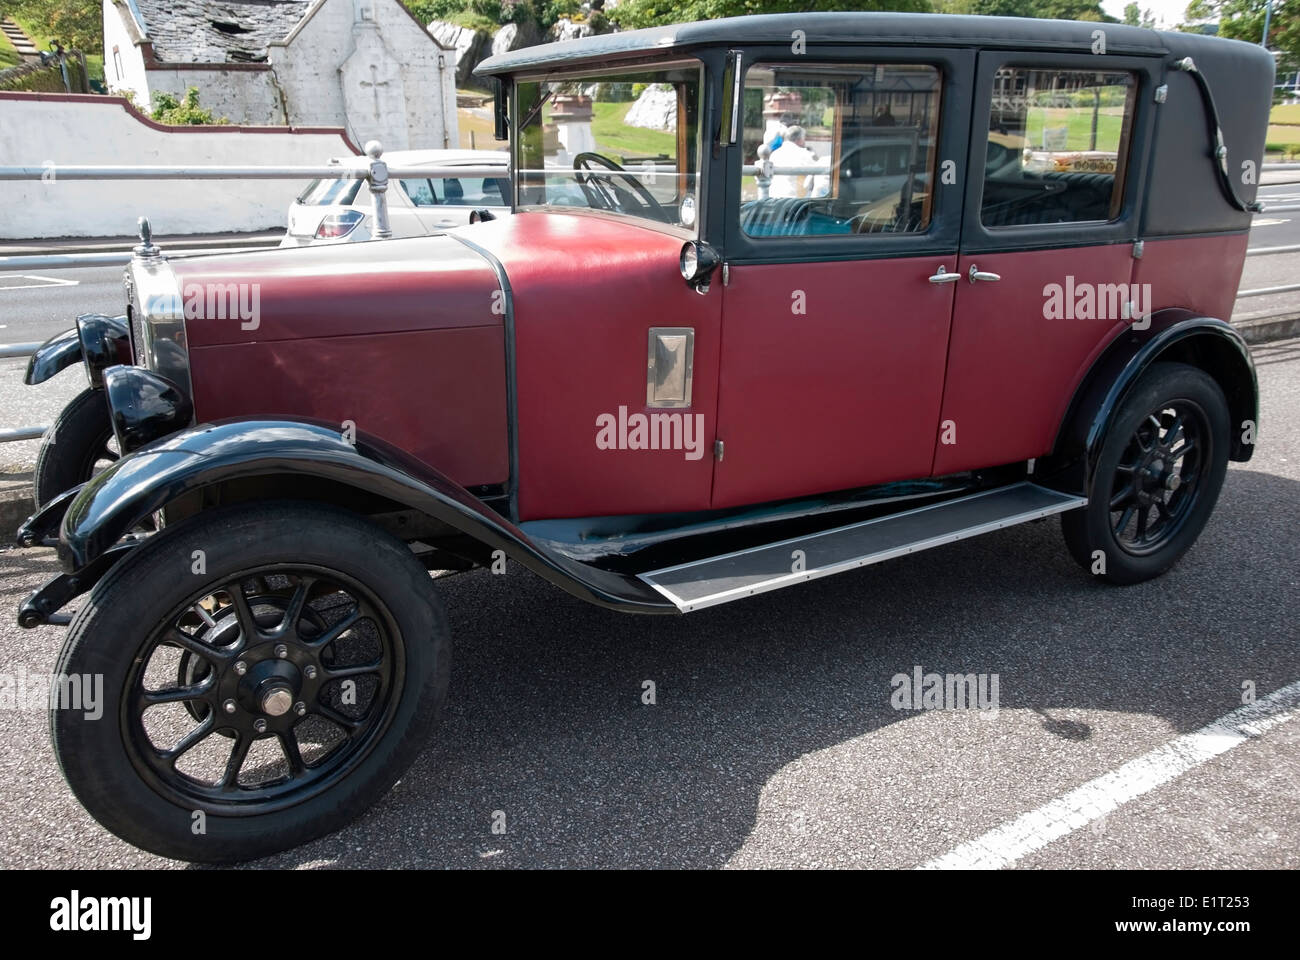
199 465 1297 869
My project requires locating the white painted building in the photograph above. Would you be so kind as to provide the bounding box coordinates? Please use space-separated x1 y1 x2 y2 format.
102 0 458 150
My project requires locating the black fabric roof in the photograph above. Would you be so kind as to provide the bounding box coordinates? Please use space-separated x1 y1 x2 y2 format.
476 12 1274 77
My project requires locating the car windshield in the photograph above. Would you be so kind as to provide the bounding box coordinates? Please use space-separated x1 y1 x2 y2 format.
514 63 702 231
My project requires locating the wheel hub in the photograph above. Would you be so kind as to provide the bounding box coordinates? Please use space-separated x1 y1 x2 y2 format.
260 683 295 717
230 650 311 727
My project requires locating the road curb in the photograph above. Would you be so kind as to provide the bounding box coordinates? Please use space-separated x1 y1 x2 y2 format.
0 474 34 542
0 233 284 257
1235 313 1300 345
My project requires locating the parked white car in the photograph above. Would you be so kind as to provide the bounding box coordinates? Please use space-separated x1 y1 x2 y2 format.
280 149 511 246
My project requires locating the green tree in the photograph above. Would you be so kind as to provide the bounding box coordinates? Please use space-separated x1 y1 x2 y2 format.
969 0 1037 15
611 0 930 31
1187 0 1300 58
1123 1 1140 22
1034 0 1116 21
0 0 101 52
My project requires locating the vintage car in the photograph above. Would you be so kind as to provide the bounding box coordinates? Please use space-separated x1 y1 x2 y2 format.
15 13 1271 862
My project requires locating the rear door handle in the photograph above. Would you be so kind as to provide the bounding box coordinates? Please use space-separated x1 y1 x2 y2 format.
928 265 960 284
968 264 1001 283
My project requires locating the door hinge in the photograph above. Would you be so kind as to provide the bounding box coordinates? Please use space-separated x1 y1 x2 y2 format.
1132 239 1144 259
714 439 724 462
722 262 730 286
1154 84 1168 104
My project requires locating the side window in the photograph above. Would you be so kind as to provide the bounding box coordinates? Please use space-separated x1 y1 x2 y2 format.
437 176 510 206
981 67 1137 227
738 62 942 238
399 179 438 206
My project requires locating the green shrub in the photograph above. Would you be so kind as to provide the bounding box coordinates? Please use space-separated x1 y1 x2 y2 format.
150 87 228 125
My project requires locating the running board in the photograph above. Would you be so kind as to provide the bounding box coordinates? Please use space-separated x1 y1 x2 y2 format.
638 483 1086 612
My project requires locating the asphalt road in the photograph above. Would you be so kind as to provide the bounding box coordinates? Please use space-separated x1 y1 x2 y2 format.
0 337 1296 869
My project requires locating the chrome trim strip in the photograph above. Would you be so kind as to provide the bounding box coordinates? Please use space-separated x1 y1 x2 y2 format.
639 483 1087 612
728 51 742 145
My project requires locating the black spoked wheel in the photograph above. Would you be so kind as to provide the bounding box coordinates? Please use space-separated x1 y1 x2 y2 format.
1106 400 1210 556
52 501 449 863
127 567 402 812
1063 362 1230 584
33 387 118 508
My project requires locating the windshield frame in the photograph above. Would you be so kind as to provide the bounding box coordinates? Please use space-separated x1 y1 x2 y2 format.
509 57 707 239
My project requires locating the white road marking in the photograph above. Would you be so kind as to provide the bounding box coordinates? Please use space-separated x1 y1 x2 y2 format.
1250 218 1291 226
919 679 1300 870
0 274 80 291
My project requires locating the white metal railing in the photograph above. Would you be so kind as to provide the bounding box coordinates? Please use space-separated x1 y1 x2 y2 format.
0 140 506 248
1 154 1298 443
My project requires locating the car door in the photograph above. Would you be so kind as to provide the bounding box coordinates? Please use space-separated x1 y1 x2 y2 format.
712 50 973 509
935 51 1158 476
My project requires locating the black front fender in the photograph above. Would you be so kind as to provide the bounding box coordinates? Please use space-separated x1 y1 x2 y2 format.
24 327 82 385
50 419 675 615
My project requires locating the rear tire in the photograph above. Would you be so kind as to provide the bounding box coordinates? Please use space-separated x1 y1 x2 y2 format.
33 387 116 508
50 500 449 863
1062 361 1230 584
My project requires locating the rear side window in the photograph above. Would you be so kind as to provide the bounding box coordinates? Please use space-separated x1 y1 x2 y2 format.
981 68 1137 227
296 178 362 206
399 176 510 207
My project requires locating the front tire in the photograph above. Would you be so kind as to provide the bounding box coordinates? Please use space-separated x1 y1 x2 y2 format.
51 501 449 863
33 387 117 508
1062 361 1230 584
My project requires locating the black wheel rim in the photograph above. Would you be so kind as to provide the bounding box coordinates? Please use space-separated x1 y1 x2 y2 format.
122 566 403 815
1107 399 1212 557
77 430 120 481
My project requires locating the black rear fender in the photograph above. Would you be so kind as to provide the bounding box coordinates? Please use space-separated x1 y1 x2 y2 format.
1043 311 1257 496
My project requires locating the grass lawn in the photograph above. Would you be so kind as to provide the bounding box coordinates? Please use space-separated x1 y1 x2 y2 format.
1265 125 1300 149
590 101 677 160
0 31 19 69
1023 107 1125 151
1269 103 1300 125
458 107 502 150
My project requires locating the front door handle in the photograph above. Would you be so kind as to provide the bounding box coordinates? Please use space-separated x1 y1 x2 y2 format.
968 264 1001 283
928 265 960 284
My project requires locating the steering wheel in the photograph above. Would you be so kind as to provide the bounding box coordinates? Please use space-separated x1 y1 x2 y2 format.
572 152 669 222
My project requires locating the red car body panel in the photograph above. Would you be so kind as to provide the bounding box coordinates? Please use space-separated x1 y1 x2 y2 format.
1131 232 1250 324
460 212 722 522
711 255 957 509
933 244 1134 475
172 237 510 488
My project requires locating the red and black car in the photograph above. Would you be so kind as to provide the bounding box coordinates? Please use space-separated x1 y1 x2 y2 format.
16 13 1272 862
